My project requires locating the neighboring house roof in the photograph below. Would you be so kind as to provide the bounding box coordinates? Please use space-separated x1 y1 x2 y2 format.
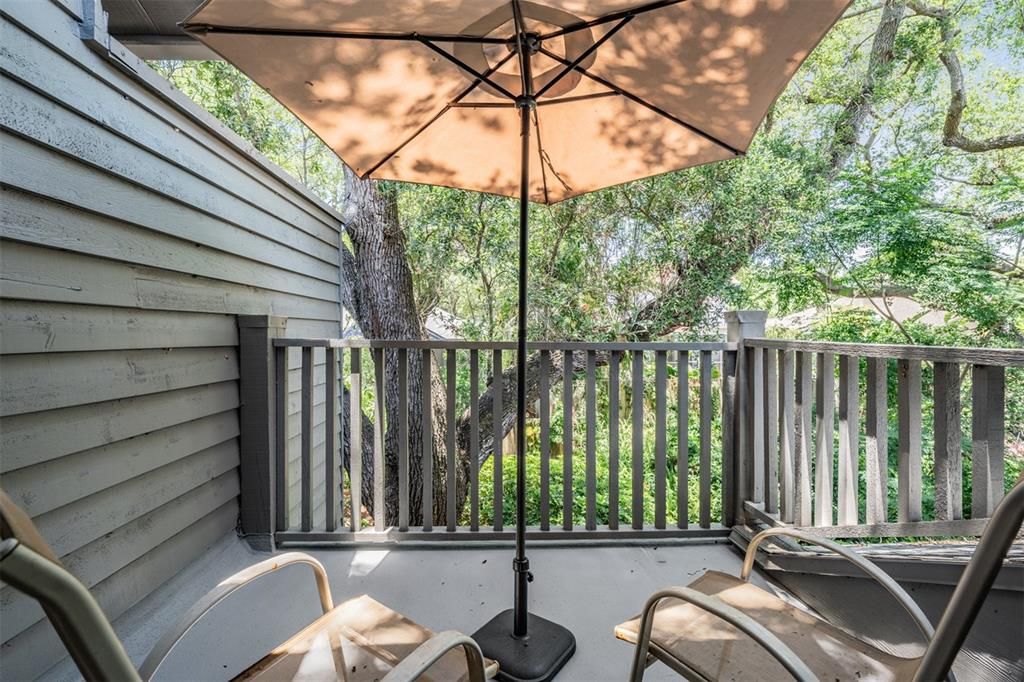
767 296 953 333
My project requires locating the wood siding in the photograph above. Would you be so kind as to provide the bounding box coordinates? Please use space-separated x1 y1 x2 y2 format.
0 1 343 677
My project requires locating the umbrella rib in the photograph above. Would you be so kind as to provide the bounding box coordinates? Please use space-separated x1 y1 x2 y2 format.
534 16 632 100
538 46 742 157
362 50 518 179
538 0 691 41
180 24 512 45
536 92 619 106
419 39 518 101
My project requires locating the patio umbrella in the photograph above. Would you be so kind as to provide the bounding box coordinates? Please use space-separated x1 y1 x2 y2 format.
181 1 850 679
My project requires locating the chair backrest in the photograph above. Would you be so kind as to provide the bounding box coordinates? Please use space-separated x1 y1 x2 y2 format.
0 488 141 681
0 488 62 564
915 475 1024 681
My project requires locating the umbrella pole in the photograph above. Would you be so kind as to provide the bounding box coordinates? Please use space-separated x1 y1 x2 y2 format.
471 20 575 681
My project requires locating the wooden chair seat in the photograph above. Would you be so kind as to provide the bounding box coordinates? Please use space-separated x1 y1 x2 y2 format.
615 571 920 681
237 594 499 682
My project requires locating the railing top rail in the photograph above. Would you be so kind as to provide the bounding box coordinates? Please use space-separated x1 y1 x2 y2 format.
273 338 737 352
746 338 1024 366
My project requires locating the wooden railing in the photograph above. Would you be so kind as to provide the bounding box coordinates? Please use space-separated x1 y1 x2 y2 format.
263 338 739 543
234 312 1021 547
739 338 1024 539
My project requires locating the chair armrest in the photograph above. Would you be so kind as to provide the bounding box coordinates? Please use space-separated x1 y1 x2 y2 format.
741 528 935 646
381 630 488 682
139 552 333 680
629 586 816 682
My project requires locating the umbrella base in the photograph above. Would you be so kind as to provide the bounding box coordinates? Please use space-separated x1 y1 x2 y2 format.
472 609 576 682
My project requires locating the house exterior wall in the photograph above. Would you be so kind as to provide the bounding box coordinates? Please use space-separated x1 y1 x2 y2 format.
0 0 343 677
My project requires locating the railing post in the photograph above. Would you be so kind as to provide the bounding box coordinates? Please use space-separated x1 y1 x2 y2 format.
237 315 287 550
724 310 767 526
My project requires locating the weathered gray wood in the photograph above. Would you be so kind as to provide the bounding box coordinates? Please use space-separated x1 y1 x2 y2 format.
778 350 795 524
349 348 362 531
750 347 765 504
864 357 889 524
897 359 923 523
293 338 734 352
0 346 238 417
398 348 409 531
0 381 238 473
470 349 480 531
609 350 621 531
0 185 338 301
2 411 238 518
654 351 667 529
814 353 835 527
324 347 337 532
0 240 338 321
0 300 237 355
373 349 386 532
720 349 738 526
699 351 712 529
300 346 314 532
747 338 1024 367
563 350 574 531
446 349 457 532
492 349 503 531
794 352 813 526
274 345 288 532
423 348 434 531
631 350 644 530
764 348 779 515
933 361 962 521
971 365 1006 517
791 518 989 540
276 526 731 544
540 350 551 531
677 351 689 529
837 355 859 526
585 351 597 531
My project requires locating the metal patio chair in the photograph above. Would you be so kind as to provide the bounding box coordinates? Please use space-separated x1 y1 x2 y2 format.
0 489 496 681
615 476 1024 681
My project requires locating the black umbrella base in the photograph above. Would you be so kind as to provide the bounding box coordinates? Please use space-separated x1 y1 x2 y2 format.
472 609 576 682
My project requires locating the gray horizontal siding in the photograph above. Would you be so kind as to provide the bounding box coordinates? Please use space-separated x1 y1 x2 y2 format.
0 0 344 677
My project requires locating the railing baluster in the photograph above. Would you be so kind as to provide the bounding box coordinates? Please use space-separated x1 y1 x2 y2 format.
865 357 888 524
349 348 362 531
721 349 738 527
539 350 551 531
274 345 288 532
837 355 859 525
446 349 457 532
325 347 337 532
654 351 667 529
815 352 835 527
586 351 598 531
373 348 385 532
699 351 712 529
469 349 480 531
422 348 433 531
933 361 962 521
971 365 1005 517
677 351 689 530
493 349 503 531
778 350 795 524
631 350 644 530
764 348 778 515
300 346 313 532
750 347 765 505
795 351 813 526
397 348 409 532
609 350 621 530
562 351 574 531
897 359 922 522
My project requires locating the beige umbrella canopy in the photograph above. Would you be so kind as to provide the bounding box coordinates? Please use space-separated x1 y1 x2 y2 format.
183 0 849 204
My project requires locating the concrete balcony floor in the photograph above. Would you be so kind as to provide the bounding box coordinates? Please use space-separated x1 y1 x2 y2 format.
44 536 770 681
